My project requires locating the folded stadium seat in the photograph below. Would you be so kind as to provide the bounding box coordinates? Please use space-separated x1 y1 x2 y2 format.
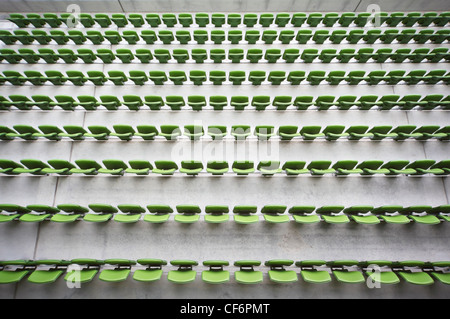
49 31 68 45
127 13 144 27
327 260 365 284
85 125 111 140
323 125 348 140
228 49 244 63
23 70 47 86
0 260 34 284
134 49 152 63
279 30 295 44
404 160 436 176
0 159 30 175
46 160 77 175
361 260 400 284
312 30 329 44
159 125 182 140
177 13 193 27
307 71 326 85
8 13 29 27
180 161 204 176
85 204 117 222
417 160 450 176
85 30 104 45
140 30 157 44
64 259 105 284
265 49 282 63
149 71 168 85
175 30 191 44
60 125 88 140
344 126 371 140
260 30 277 44
206 161 229 175
207 126 227 140
336 49 355 63
232 161 254 175
8 125 40 140
291 12 307 26
332 160 360 176
168 260 198 284
114 205 145 223
344 206 379 225
153 49 171 63
368 126 397 140
193 30 209 44
293 96 313 110
144 205 173 223
233 206 258 224
52 204 88 223
397 29 417 44
318 49 338 63
201 260 230 284
184 125 204 140
227 30 242 44
403 206 440 225
73 159 102 175
133 259 167 282
210 49 226 63
355 160 386 176
271 96 292 111
379 160 414 176
31 30 51 45
67 30 87 45
0 126 17 140
282 48 300 63
289 206 319 223
126 160 153 175
3 72 27 86
165 96 185 110
190 70 207 86
346 71 368 86
204 206 229 223
169 71 187 85
354 48 375 63
144 13 161 27
209 71 226 85
19 204 57 222
268 71 286 85
377 95 401 111
144 96 165 110
317 206 348 224
0 31 17 45
308 161 335 176
241 72 264 87
230 96 249 110
254 126 276 140
264 260 298 283
371 206 409 224
152 160 178 175
128 72 148 86
395 261 434 285
278 126 300 140
0 204 30 223
86 71 108 86
363 30 382 44
107 71 128 85
13 30 34 45
98 160 128 176
27 260 71 284
282 161 309 175
194 13 209 26
99 259 136 282
191 49 207 63
22 159 66 175
174 205 201 223
65 71 88 86
262 205 289 223
234 260 263 284
297 260 332 284
111 125 135 141
257 161 282 177
430 262 450 285
158 30 174 44
229 71 246 85
242 30 259 44
18 48 40 64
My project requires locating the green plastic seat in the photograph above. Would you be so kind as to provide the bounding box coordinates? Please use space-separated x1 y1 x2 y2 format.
202 260 230 284
195 13 209 27
291 13 307 26
73 159 102 175
297 260 332 284
128 72 148 86
210 49 226 63
211 13 225 27
19 204 56 222
344 206 378 225
396 261 434 285
228 49 244 63
279 30 295 44
65 70 87 86
265 260 298 283
282 161 308 176
328 260 365 284
162 14 177 27
64 259 105 284
115 205 145 223
133 259 167 282
8 13 30 27
168 260 198 284
362 260 400 284
0 260 33 283
111 13 128 27
114 49 134 64
194 30 209 44
287 71 306 85
230 96 249 111
160 125 182 140
158 30 174 44
171 49 188 64
265 49 281 63
206 161 229 175
152 160 178 175
233 206 258 224
204 206 229 223
99 259 136 282
179 160 204 175
140 30 157 44
209 71 227 85
149 71 168 85
227 30 242 44
296 30 313 44
175 30 191 44
174 205 201 223
251 96 271 111
403 206 440 225
248 71 266 85
261 30 278 44
107 71 127 86
323 125 348 140
165 96 185 110
430 262 450 285
145 14 161 27
13 30 34 45
99 96 121 111
317 206 348 224
187 95 206 110
332 160 360 176
259 13 274 27
245 30 260 44
234 260 263 284
134 49 152 63
207 126 227 140
229 71 246 85
0 204 30 223
232 161 254 175
125 160 153 175
268 71 286 85
28 260 71 284
144 205 173 223
127 13 144 27
258 161 282 177
94 13 112 27
308 160 336 175
262 205 289 223
84 204 116 222
209 96 228 111
289 206 319 224
283 48 300 63
243 13 258 27
178 13 193 27
191 49 207 63
52 204 88 223
0 159 29 175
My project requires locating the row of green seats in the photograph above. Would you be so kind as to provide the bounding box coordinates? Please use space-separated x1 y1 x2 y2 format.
1 203 448 225
1 159 449 177
1 258 449 285
2 94 448 111
2 47 448 64
8 12 450 28
1 124 449 142
1 69 447 87
1 28 448 45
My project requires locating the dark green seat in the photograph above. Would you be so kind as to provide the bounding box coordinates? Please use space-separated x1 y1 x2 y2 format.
207 126 227 140
228 30 242 44
168 71 187 85
228 49 244 63
187 95 206 110
283 48 300 63
230 96 249 110
144 96 165 110
229 71 246 85
171 49 189 63
152 160 178 175
126 160 153 175
165 96 185 110
254 126 276 140
265 49 281 63
245 30 260 44
248 71 266 85
184 125 204 140
128 72 148 86
159 125 182 140
73 159 102 175
191 49 207 63
258 161 281 176
251 96 271 111
195 13 209 26
174 205 201 223
153 49 171 63
149 71 168 85
210 49 226 63
175 30 191 44
194 30 209 44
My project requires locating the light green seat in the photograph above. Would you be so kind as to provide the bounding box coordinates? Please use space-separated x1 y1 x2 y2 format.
396 261 434 285
289 206 319 224
64 259 105 284
431 261 450 285
174 205 201 223
262 205 289 223
202 260 230 284
84 204 117 223
99 259 136 282
204 206 229 223
257 160 282 176
403 206 440 225
168 260 198 283
0 260 32 284
282 161 309 176
144 205 173 223
234 260 263 284
133 259 167 282
344 206 378 225
20 205 58 222
152 160 178 175
0 204 30 223
114 205 145 223
297 260 332 284
52 204 88 223
28 260 71 284
328 260 365 284
233 206 258 224
363 260 400 284
265 260 298 283
372 206 410 224
317 206 348 224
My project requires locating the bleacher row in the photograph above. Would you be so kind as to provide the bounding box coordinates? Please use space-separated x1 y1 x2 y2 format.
7 12 450 28
1 258 449 285
0 69 448 86
1 159 449 176
1 203 449 224
1 94 448 111
2 47 449 64
2 124 449 141
1 29 450 46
